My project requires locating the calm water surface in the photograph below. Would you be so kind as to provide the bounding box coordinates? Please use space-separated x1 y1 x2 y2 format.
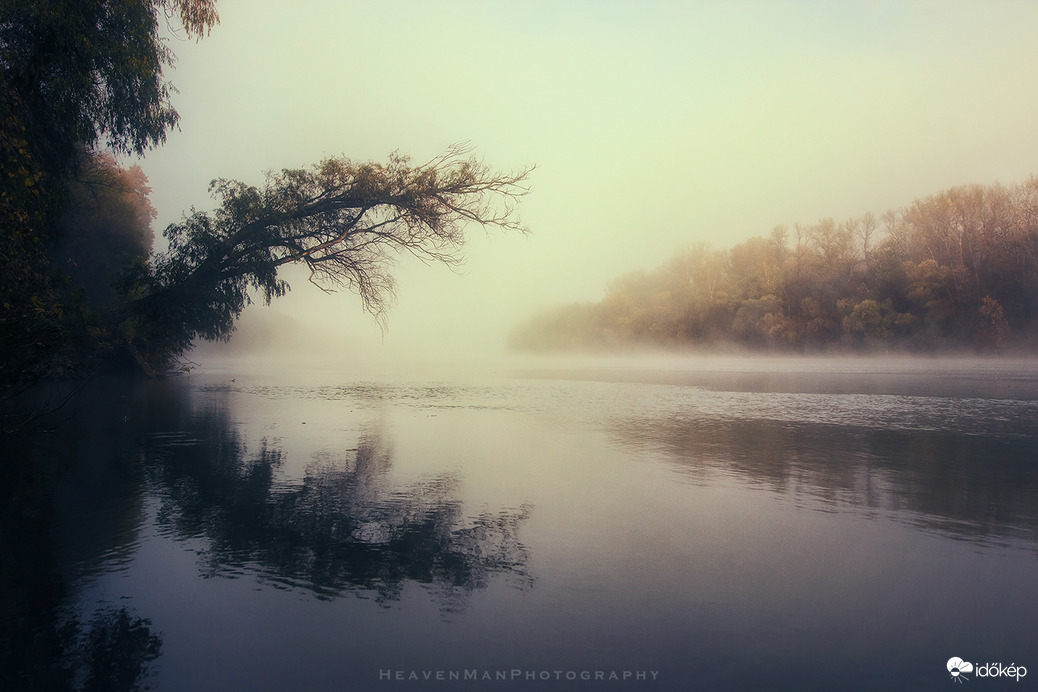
3 356 1037 691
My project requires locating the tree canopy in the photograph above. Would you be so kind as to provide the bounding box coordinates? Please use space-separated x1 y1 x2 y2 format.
0 0 218 166
511 178 1038 354
1 0 219 386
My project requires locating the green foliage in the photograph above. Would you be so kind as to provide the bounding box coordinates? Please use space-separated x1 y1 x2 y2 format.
512 178 1038 354
0 74 69 385
0 0 217 385
0 0 219 165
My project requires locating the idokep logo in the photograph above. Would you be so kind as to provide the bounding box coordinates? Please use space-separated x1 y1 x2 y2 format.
947 657 1028 683
948 658 974 683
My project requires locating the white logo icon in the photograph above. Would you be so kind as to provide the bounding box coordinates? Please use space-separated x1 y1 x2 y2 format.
948 657 974 683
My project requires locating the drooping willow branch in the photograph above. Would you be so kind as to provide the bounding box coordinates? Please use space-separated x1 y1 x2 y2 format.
125 144 532 362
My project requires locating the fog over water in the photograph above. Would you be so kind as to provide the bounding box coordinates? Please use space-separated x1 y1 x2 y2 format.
10 6 1038 689
133 0 1038 365
8 355 1036 690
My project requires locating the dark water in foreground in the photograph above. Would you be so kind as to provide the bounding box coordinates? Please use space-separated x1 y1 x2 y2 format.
3 356 1037 691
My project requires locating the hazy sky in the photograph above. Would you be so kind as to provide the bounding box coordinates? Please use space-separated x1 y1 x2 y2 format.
136 0 1038 365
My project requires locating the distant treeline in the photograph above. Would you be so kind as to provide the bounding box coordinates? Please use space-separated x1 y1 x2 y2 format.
511 178 1038 353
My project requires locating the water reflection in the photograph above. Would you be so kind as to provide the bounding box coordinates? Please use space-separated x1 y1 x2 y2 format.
7 362 1037 691
91 375 535 609
0 414 162 691
66 606 162 692
143 410 534 607
0 443 72 691
2 376 534 688
611 413 1038 545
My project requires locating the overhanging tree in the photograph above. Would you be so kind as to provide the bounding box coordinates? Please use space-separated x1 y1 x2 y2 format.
124 144 532 372
2 1 535 380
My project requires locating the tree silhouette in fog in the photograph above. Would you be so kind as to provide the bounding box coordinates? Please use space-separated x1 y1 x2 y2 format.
126 144 532 373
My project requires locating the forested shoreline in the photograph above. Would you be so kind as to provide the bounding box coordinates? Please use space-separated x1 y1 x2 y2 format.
511 178 1038 354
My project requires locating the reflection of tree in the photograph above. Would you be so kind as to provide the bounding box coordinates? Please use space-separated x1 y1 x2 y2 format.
2 375 534 687
145 411 532 608
1 504 160 692
67 607 162 692
612 415 1038 544
1 379 164 691
0 445 71 691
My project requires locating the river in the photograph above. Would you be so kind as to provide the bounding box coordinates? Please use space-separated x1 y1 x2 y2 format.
3 355 1037 691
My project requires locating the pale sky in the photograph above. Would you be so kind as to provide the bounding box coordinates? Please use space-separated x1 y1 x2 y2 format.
136 0 1038 366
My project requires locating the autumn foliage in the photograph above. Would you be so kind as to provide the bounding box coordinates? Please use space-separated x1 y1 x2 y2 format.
511 179 1038 353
